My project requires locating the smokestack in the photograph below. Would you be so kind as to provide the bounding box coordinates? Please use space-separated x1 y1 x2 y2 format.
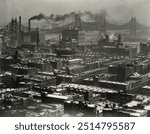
28 19 31 33
36 27 39 47
19 16 21 33
11 17 14 32
103 15 106 34
18 16 22 46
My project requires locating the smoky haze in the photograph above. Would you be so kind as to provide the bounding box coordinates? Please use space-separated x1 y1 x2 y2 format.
0 0 150 27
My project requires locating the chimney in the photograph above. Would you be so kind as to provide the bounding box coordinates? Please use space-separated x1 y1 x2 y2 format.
11 17 14 32
103 15 106 34
59 34 61 45
18 16 22 46
36 27 39 47
28 19 31 33
19 16 21 33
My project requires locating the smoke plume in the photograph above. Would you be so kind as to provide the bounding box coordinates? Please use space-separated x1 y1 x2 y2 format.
30 10 107 23
29 13 46 20
47 12 77 21
84 9 107 22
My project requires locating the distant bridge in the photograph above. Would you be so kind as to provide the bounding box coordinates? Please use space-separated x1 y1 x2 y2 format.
0 15 149 36
49 15 149 36
0 17 36 48
0 17 34 35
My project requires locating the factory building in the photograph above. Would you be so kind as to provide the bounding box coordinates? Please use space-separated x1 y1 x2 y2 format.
0 56 15 71
3 16 45 51
22 29 45 51
100 45 137 57
62 30 78 42
78 31 100 45
24 75 56 86
1 72 21 88
62 30 100 46
10 64 36 75
27 61 52 72
140 42 150 55
98 34 138 57
108 64 134 82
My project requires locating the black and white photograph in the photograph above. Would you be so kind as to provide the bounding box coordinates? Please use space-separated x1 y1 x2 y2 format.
0 0 150 117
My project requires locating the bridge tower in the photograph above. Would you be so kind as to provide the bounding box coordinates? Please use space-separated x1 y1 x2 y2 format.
98 13 106 35
1 16 22 48
102 15 106 34
8 17 18 47
68 14 82 30
130 16 137 37
17 16 22 47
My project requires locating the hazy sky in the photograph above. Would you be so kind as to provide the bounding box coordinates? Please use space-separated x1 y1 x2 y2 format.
0 0 150 26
